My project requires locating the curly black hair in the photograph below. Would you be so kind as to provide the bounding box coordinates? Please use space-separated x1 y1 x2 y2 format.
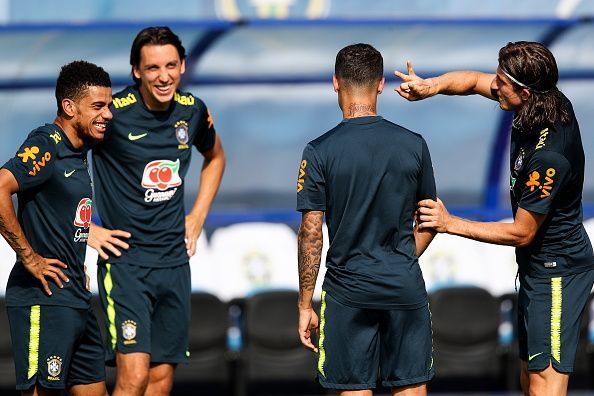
55 60 111 116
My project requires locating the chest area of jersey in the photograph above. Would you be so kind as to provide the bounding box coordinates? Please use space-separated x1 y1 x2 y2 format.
38 155 92 241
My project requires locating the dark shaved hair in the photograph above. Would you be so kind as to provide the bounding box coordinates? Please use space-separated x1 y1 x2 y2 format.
55 60 111 116
130 26 186 83
335 43 383 89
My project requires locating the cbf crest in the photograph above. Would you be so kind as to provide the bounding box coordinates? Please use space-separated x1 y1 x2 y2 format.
122 320 137 345
175 120 189 149
514 148 525 173
47 355 63 380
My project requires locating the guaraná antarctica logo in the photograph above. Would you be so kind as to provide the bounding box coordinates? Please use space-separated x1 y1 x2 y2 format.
73 197 92 242
141 159 183 203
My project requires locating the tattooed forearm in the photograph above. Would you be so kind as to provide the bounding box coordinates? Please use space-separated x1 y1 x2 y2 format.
297 210 324 308
348 103 375 117
0 191 31 261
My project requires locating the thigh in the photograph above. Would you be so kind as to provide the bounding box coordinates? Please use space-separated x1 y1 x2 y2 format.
519 271 594 373
150 264 191 364
7 305 83 391
67 307 106 387
317 290 380 391
379 304 434 388
97 263 152 363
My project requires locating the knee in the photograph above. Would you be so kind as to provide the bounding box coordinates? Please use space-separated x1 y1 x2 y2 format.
117 367 150 394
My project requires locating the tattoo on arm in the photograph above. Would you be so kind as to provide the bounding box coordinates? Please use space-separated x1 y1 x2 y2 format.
0 209 28 260
298 211 324 307
348 103 376 117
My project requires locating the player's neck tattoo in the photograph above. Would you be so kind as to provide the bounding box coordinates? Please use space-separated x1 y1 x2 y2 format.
348 103 376 118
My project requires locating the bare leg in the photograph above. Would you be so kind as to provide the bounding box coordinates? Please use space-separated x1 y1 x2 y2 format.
22 386 60 396
526 362 569 396
392 382 427 396
69 381 109 396
112 352 150 396
144 363 175 396
338 391 372 396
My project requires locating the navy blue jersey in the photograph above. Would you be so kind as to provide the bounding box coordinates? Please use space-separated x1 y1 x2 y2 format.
92 85 216 267
2 124 93 308
297 116 436 309
510 94 594 277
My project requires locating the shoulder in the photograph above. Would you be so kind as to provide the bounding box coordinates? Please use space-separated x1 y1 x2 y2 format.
308 122 347 148
111 86 141 112
23 125 62 153
529 148 570 170
174 89 205 110
381 118 425 141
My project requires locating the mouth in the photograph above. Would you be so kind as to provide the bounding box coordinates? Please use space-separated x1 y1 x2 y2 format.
93 121 107 133
154 84 173 95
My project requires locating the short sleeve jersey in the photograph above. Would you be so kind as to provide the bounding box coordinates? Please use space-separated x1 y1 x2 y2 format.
92 85 216 267
510 94 594 277
297 116 436 309
2 124 93 308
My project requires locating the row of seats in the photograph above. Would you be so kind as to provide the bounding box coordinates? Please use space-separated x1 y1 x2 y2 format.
0 288 593 394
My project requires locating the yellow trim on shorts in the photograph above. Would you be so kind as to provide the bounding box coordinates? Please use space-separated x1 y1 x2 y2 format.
27 305 40 379
317 290 327 377
104 263 117 350
551 277 562 363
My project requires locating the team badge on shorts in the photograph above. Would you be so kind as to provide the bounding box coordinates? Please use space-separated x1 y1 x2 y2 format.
122 320 137 345
175 120 189 149
47 355 63 380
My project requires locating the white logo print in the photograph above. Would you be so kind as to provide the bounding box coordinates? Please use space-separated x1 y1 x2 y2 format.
141 159 182 203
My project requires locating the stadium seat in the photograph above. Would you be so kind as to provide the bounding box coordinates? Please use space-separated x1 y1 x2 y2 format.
173 292 230 393
240 290 321 395
209 222 299 301
429 286 502 391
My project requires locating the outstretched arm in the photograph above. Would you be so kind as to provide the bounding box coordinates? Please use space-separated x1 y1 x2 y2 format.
185 135 225 257
418 198 545 247
394 61 497 101
297 210 324 352
0 169 69 295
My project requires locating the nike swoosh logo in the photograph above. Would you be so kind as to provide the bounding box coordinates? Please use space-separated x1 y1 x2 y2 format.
528 352 544 361
128 132 147 141
64 170 76 178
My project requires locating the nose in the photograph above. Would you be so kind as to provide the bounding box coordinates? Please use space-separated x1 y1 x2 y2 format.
103 107 113 121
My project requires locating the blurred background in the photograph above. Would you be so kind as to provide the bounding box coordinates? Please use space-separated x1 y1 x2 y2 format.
0 0 594 394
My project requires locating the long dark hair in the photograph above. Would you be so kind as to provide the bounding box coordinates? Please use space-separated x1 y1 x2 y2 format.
498 41 570 132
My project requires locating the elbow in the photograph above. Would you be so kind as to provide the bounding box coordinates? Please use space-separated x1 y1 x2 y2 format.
514 232 536 248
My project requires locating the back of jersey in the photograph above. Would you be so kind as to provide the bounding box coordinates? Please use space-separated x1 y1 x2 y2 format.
297 116 436 309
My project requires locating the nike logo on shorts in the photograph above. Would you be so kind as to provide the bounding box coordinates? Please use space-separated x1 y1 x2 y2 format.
528 352 544 361
128 132 148 141
64 170 75 178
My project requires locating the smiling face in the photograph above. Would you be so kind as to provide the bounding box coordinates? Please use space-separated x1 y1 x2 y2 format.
490 67 530 111
133 44 185 111
72 85 113 142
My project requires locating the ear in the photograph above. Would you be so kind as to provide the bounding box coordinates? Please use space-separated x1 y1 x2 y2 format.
132 65 141 81
180 58 186 75
332 75 339 92
61 98 77 117
377 77 385 94
520 88 531 101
